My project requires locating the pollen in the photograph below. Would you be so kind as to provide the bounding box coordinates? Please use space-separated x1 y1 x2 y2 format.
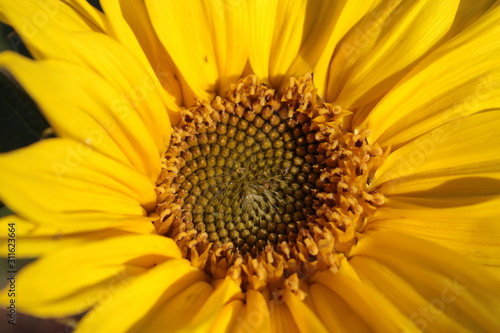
152 75 386 296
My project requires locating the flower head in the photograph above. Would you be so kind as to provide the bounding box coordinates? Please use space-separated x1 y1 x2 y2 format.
1 0 499 332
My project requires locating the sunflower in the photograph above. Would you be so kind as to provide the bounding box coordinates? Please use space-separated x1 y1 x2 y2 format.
1 0 500 332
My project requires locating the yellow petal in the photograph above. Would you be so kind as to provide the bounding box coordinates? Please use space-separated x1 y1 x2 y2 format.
310 283 371 332
0 53 162 180
99 0 182 110
211 300 245 332
312 259 419 332
361 4 500 147
372 111 500 191
0 215 153 258
327 0 459 109
145 0 223 100
351 231 500 332
250 0 349 90
0 138 156 230
128 281 215 332
75 258 206 333
369 197 500 269
2 33 172 157
246 0 277 85
349 255 469 332
57 32 173 152
376 174 500 199
113 278 241 332
445 0 497 38
63 0 107 32
203 0 250 95
0 234 180 318
0 0 180 117
269 299 300 333
39 31 173 151
312 0 383 97
0 0 102 59
283 290 329 333
224 289 271 333
249 0 305 88
181 277 242 332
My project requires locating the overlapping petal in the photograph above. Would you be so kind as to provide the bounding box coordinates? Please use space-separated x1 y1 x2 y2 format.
369 110 500 275
283 290 329 332
0 0 180 118
0 234 181 317
210 300 245 332
73 258 238 332
145 0 250 102
0 0 103 60
372 111 500 191
369 197 500 274
350 231 500 332
0 138 155 230
249 0 349 90
0 215 150 258
0 53 163 180
359 3 500 147
99 0 182 111
312 0 383 96
214 290 270 332
312 260 418 332
269 301 300 333
326 0 460 111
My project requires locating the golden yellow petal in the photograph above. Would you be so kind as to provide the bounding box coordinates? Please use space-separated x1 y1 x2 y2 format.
361 4 500 147
0 0 180 116
128 281 214 332
145 0 221 101
42 32 173 151
310 283 371 332
312 0 383 97
369 197 500 269
247 0 278 85
351 231 500 332
377 174 500 199
0 234 180 318
328 0 459 109
350 256 467 332
372 111 500 190
0 138 156 230
64 0 107 32
0 0 102 59
249 0 307 88
250 0 357 90
312 260 419 332
223 290 271 333
210 300 245 332
445 0 497 38
186 277 243 331
201 0 250 94
269 299 300 333
283 290 329 333
2 31 173 156
0 215 152 258
99 0 183 110
0 53 162 180
74 258 206 333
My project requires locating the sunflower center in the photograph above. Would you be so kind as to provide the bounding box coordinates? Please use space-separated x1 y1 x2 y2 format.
170 104 320 256
153 75 386 297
